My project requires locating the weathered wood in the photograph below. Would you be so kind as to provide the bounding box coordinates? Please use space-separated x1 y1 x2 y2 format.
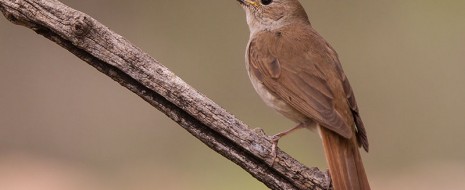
0 0 331 189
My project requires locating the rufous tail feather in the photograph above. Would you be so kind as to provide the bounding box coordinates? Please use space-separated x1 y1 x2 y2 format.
319 126 370 190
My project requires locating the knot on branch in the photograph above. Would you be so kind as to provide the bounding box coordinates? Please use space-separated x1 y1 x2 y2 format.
4 11 17 22
1 7 31 27
71 15 91 38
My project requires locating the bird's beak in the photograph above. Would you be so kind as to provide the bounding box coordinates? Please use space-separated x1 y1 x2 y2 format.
237 0 259 7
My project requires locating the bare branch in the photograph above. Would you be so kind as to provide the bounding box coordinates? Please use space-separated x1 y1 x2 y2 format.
0 0 331 189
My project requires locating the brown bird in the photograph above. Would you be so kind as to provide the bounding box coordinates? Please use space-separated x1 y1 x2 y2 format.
237 0 370 189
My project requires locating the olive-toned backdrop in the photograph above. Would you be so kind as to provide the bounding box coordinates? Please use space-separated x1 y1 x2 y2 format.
1 0 464 189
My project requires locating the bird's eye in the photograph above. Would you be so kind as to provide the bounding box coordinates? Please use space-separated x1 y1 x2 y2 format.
261 0 272 5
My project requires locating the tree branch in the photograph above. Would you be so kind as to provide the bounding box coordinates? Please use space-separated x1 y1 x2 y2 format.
0 0 331 189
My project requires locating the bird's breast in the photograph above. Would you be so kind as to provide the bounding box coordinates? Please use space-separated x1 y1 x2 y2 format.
246 62 309 124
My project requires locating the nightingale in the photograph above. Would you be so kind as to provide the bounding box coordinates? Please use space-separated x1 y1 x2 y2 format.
237 0 370 189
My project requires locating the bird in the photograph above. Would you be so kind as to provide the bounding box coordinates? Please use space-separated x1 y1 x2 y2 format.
236 0 370 189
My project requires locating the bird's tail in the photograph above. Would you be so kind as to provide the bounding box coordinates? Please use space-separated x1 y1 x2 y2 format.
319 126 371 190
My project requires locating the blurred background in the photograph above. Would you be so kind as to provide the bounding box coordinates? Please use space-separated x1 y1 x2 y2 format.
1 0 465 189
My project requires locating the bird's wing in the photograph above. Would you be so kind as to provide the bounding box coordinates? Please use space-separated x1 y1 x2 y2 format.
326 42 369 151
247 31 353 139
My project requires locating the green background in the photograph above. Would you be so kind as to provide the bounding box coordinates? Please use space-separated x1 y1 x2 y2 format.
1 0 465 189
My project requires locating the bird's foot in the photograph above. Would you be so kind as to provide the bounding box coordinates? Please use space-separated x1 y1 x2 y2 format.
269 134 282 166
268 123 305 166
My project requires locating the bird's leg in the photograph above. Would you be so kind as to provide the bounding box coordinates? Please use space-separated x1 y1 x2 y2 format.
270 123 305 164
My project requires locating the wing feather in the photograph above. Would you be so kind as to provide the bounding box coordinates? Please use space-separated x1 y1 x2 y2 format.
247 33 353 138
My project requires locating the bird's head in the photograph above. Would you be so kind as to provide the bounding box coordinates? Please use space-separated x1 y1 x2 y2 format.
237 0 309 34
